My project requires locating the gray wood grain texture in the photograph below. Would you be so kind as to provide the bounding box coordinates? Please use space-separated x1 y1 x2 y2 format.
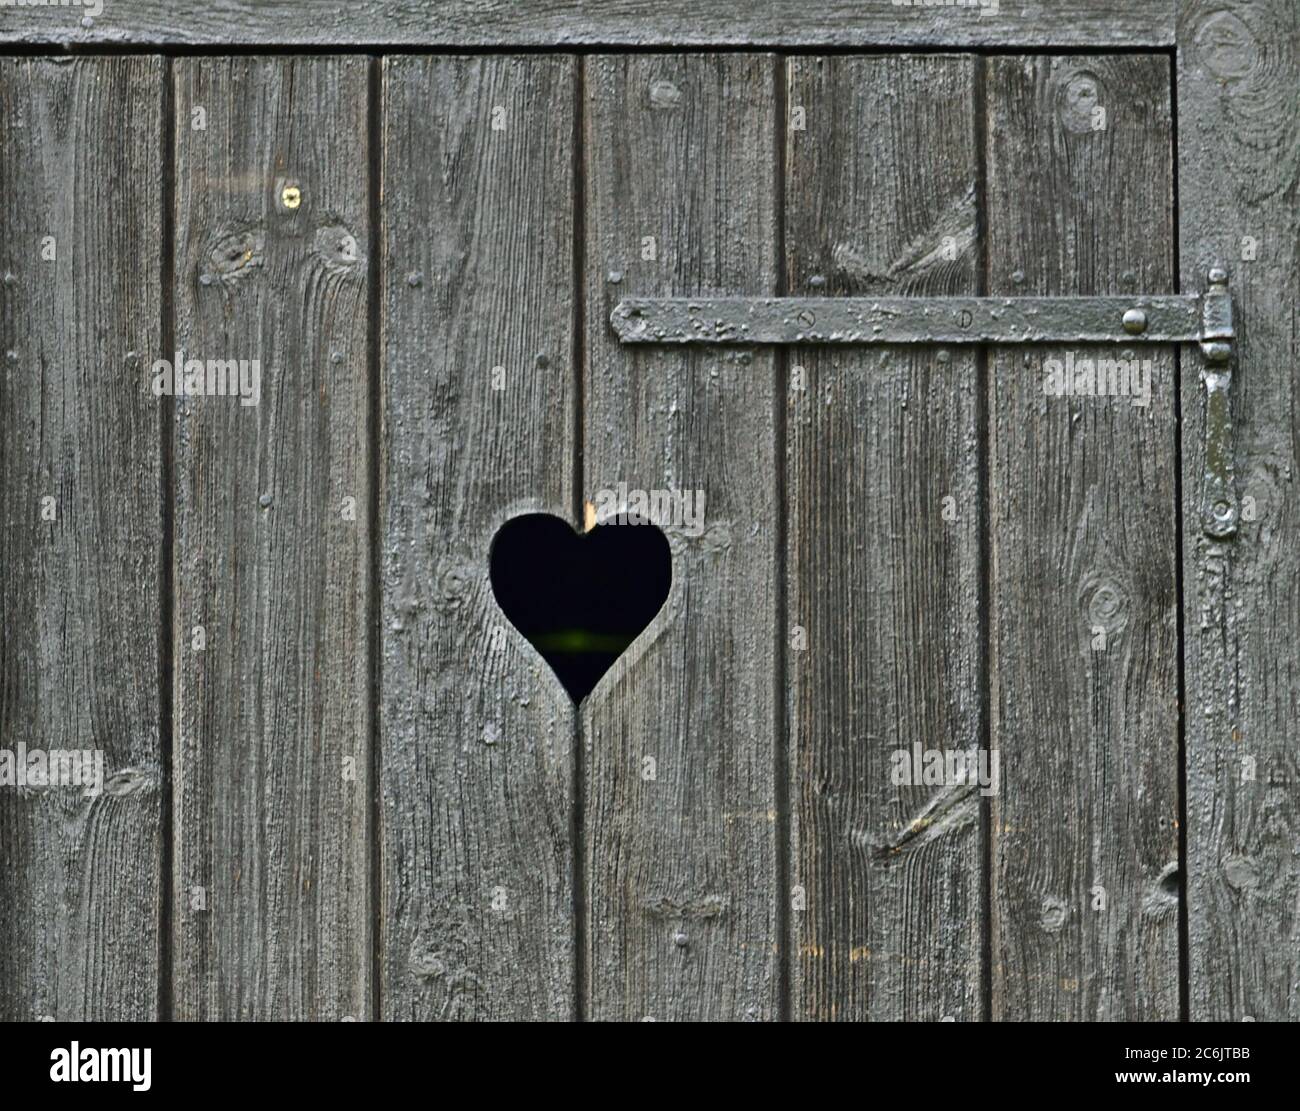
0 56 164 1022
0 1 1173 48
582 53 780 1021
2 20 1295 1026
171 56 372 1020
1178 0 1300 1021
380 55 577 1021
785 55 984 1022
985 55 1181 1020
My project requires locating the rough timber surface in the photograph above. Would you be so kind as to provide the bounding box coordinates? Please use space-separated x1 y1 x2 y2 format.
0 0 1174 48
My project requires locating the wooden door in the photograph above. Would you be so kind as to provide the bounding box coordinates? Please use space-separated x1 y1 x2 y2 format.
1 0 1296 1024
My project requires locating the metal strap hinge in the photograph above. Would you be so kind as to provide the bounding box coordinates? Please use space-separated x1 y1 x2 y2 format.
612 268 1237 539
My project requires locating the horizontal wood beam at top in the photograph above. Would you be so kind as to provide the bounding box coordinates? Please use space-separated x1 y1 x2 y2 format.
0 0 1174 48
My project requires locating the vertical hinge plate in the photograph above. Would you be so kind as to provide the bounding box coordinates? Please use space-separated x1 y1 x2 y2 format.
1199 267 1236 539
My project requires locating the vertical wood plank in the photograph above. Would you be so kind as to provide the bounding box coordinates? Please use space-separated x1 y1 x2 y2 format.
380 56 577 1021
1179 0 1300 1021
583 53 779 1021
785 55 984 1022
985 55 1180 1020
171 57 372 1020
0 56 164 1023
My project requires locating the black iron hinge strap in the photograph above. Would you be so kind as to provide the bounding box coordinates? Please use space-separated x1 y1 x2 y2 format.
612 269 1237 539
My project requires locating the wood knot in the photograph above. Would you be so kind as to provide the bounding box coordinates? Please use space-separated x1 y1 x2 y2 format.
313 222 364 275
435 562 475 611
642 893 727 920
1195 10 1260 81
647 79 683 110
666 517 730 558
1142 862 1181 917
408 906 477 988
1057 69 1105 134
102 767 157 798
201 227 265 285
1079 572 1130 644
1222 854 1258 891
1039 896 1068 932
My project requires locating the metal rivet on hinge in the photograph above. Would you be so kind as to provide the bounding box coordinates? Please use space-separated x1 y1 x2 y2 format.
1122 308 1148 335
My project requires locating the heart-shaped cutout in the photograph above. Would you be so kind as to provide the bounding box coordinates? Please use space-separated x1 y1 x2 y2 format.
490 513 672 702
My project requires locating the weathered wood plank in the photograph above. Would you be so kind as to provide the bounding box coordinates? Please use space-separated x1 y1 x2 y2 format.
171 56 372 1020
582 53 779 1021
1178 0 1300 1021
0 0 1174 47
985 55 1180 1020
380 55 577 1021
785 55 984 1021
0 56 164 1021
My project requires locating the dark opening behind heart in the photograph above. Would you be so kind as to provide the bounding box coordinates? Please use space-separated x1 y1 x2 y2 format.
489 513 672 702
